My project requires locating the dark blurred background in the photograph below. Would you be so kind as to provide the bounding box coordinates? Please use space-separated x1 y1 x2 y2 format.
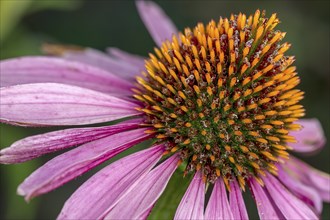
0 0 329 219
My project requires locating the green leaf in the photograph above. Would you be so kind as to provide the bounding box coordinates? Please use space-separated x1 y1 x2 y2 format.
0 26 46 59
0 0 33 43
148 171 192 220
29 0 82 13
0 0 81 44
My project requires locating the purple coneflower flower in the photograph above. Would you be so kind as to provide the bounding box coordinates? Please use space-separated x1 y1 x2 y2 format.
1 1 329 219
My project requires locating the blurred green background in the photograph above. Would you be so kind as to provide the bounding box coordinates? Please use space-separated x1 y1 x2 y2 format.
0 0 329 219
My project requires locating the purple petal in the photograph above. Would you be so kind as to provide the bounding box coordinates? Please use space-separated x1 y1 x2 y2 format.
0 119 142 164
136 0 178 47
289 119 326 153
286 156 330 203
205 178 234 220
249 178 283 220
58 144 164 220
106 47 146 69
62 48 141 81
277 165 322 213
229 179 249 220
105 154 179 219
0 83 141 126
262 173 318 219
174 171 205 220
17 128 151 201
0 56 133 95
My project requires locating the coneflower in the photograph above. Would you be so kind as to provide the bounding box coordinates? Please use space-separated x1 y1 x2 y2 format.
0 1 328 219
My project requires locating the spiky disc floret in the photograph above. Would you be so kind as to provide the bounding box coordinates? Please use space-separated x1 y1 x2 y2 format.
134 10 305 189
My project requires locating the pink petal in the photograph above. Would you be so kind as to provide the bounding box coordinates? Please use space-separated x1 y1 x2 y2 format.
0 56 133 95
106 47 146 69
136 0 178 47
174 171 205 220
137 207 154 220
205 178 234 220
17 128 151 201
289 119 326 153
262 173 318 219
0 83 141 126
277 165 323 214
0 119 142 164
62 48 141 81
58 144 164 220
286 156 330 202
105 154 179 219
249 178 283 220
229 179 249 220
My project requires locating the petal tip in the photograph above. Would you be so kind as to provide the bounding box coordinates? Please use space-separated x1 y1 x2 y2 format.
17 186 30 202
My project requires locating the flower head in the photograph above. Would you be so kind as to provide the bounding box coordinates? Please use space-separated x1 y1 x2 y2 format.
0 1 329 219
135 10 303 188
